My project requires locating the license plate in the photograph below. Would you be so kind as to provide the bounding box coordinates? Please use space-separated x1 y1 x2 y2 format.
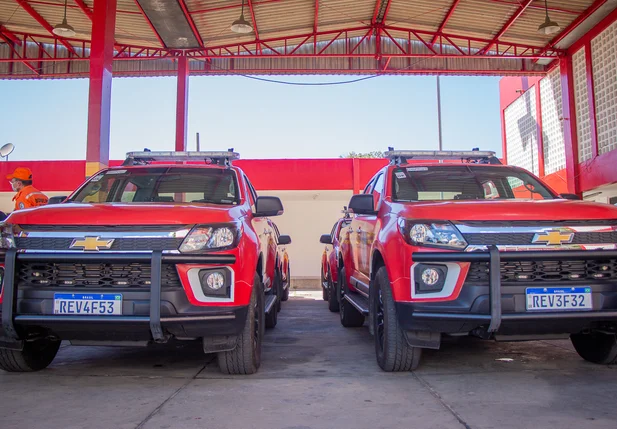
53 293 122 315
525 287 592 311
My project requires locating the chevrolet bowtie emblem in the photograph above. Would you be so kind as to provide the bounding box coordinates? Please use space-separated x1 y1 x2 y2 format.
70 236 115 251
532 230 574 246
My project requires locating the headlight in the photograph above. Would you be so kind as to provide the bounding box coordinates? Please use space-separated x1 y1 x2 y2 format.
398 219 467 250
0 223 15 249
179 223 240 252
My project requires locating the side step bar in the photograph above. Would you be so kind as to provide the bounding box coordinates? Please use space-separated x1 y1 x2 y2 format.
265 295 277 314
344 292 369 316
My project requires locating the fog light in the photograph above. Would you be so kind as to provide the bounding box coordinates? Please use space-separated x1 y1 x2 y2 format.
600 265 610 271
198 269 230 298
421 268 440 286
414 264 447 294
206 272 225 290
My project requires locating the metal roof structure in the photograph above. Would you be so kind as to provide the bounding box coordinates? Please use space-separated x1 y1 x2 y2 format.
1 0 616 78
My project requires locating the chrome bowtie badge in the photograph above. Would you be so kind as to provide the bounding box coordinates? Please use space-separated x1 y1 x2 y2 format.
532 230 574 246
69 236 115 251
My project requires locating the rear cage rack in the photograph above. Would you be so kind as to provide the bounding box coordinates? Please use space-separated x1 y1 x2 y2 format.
122 148 240 167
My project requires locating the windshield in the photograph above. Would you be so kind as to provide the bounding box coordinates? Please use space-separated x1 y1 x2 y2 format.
69 167 240 205
392 165 556 202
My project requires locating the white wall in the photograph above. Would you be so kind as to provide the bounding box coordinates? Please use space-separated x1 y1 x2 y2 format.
0 189 353 278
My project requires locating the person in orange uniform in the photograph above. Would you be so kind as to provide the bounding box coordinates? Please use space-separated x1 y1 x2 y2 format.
7 167 49 211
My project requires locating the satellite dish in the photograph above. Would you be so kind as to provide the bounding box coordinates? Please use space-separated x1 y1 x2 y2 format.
0 143 15 159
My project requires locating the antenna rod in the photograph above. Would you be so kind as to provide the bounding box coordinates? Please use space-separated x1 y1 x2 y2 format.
196 132 200 151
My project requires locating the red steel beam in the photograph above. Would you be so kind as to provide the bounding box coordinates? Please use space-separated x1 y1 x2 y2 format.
534 82 545 177
73 0 93 19
481 0 533 54
559 56 580 195
178 0 205 48
175 55 189 152
27 1 141 15
247 0 260 40
314 0 319 33
431 0 461 45
0 33 39 74
86 0 117 176
133 0 167 48
0 25 21 45
585 41 599 158
14 0 79 55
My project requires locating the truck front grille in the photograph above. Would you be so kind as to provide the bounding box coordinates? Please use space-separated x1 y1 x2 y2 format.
17 262 182 289
466 259 617 284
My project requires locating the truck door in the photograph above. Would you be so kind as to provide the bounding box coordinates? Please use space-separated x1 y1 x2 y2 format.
356 171 384 285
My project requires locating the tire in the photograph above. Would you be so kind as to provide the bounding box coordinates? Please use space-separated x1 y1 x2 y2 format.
265 279 278 329
275 270 282 313
321 270 328 301
328 273 341 313
571 332 617 365
0 338 61 372
217 274 264 375
373 266 422 372
281 266 290 302
339 268 364 327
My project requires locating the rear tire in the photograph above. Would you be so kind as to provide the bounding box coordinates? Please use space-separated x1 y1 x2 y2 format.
373 266 422 372
281 266 290 302
339 268 364 327
571 332 617 365
321 270 328 301
0 338 61 372
328 270 340 313
217 274 264 375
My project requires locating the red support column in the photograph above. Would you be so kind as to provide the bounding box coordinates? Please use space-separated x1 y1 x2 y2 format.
584 41 599 158
534 83 545 177
175 55 189 152
86 0 117 177
559 56 580 195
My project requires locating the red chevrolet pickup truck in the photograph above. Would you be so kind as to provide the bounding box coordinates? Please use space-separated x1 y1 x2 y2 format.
337 149 617 371
0 150 285 374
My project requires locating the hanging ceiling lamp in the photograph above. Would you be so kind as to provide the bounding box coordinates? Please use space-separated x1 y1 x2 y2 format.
53 0 76 37
537 0 560 36
231 0 253 34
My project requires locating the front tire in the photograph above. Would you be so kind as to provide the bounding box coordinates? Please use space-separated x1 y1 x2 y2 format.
0 338 61 372
281 266 290 302
217 274 264 375
328 271 340 313
571 332 617 364
321 270 328 301
373 267 421 372
339 268 364 327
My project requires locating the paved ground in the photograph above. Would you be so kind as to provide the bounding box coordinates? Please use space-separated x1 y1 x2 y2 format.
1 291 616 429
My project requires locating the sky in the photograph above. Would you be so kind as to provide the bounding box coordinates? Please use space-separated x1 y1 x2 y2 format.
0 74 502 161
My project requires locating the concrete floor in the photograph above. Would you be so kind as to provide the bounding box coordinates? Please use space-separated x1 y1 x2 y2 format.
1 291 616 429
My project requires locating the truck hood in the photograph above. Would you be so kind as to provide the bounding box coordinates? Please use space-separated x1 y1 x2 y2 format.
5 203 244 226
395 199 617 222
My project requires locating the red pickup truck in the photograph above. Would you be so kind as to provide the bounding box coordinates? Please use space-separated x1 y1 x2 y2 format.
0 150 285 374
337 150 617 371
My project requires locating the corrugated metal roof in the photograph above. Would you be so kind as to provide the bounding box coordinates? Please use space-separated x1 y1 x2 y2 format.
0 0 613 79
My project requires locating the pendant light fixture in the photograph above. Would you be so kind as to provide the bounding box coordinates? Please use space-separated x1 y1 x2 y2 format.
53 0 76 38
231 0 253 34
537 0 560 36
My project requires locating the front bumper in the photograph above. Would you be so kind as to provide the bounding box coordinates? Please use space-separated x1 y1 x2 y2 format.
403 248 617 336
0 250 247 345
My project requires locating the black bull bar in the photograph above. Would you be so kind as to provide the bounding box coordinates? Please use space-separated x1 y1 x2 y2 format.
412 247 617 333
0 249 236 343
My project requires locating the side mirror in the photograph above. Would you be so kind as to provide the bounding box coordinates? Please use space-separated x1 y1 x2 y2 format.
254 196 284 217
48 196 68 205
560 193 581 200
278 235 292 245
349 194 376 215
320 234 332 244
